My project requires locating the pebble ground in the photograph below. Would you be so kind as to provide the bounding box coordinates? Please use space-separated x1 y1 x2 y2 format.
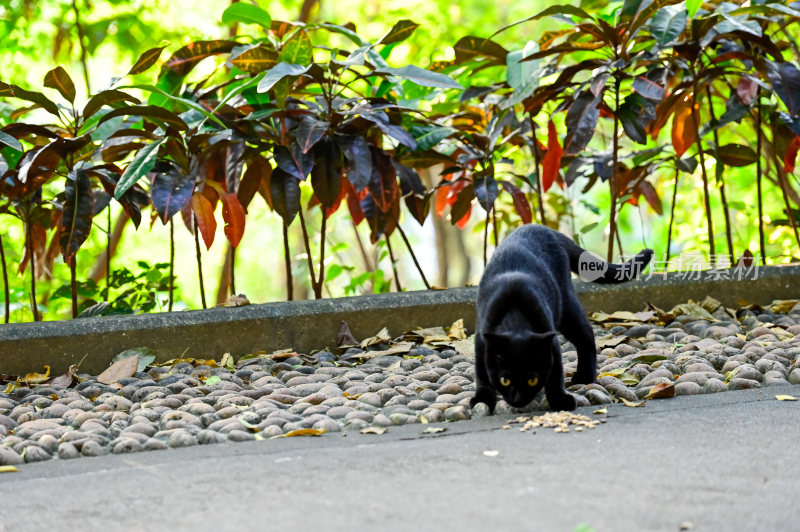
1 300 799 466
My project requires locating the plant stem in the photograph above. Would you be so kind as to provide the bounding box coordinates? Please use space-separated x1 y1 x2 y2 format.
666 167 680 268
756 90 765 265
26 219 39 322
298 209 319 295
0 233 9 323
690 83 716 266
316 214 326 299
230 246 236 296
705 85 734 264
385 233 402 292
529 117 547 225
70 256 78 318
169 218 174 311
193 218 207 309
492 205 498 249
283 223 293 301
352 222 375 271
395 222 430 289
105 206 111 302
608 77 620 262
483 209 490 267
70 0 91 94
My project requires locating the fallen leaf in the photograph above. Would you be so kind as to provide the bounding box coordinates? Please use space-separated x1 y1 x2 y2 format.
422 427 446 434
645 382 675 399
46 365 78 389
766 299 799 314
483 450 500 457
419 415 428 424
98 355 139 385
670 301 716 321
620 397 646 407
112 347 156 372
22 366 51 385
776 395 797 401
273 428 326 438
205 375 221 386
592 311 645 323
220 294 250 307
360 327 391 348
0 466 19 473
220 352 235 371
337 321 359 347
447 336 475 359
597 368 626 378
360 426 388 435
699 295 722 313
593 408 608 415
238 416 260 431
350 342 414 360
629 354 668 365
596 335 629 349
619 372 641 386
448 319 467 340
411 326 450 343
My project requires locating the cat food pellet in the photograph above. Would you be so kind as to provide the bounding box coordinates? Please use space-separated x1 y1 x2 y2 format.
502 425 511 430
513 411 603 434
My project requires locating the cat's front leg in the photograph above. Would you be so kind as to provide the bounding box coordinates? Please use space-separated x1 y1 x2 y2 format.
544 341 577 411
562 298 597 385
470 338 497 413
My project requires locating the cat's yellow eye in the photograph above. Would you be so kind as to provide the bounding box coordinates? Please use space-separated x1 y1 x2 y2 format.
499 377 511 387
528 378 539 387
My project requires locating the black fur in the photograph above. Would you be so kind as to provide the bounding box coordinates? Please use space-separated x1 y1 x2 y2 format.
470 225 653 413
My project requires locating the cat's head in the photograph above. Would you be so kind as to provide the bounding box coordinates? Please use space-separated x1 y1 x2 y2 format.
482 330 557 407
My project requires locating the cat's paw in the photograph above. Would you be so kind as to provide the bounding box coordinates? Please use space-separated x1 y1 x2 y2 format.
470 390 496 414
547 392 577 411
570 369 596 385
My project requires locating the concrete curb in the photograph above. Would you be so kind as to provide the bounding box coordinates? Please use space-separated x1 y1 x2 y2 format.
1 264 798 375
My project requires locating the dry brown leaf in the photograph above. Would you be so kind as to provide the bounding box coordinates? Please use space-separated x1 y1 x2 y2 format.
272 428 326 438
220 294 250 307
446 337 475 359
448 319 467 340
337 321 359 347
596 335 629 348
360 426 388 435
670 301 716 321
699 295 722 313
645 382 675 399
46 365 77 388
766 299 800 314
97 355 139 385
776 395 797 401
412 326 450 343
620 397 646 407
352 342 415 360
360 327 391 348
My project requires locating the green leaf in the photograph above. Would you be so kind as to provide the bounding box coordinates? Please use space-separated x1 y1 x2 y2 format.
628 354 668 365
278 30 313 65
221 2 272 28
257 63 310 93
650 3 687 47
206 375 222 386
376 65 462 89
409 124 457 151
716 144 757 167
489 5 592 39
716 13 762 37
0 82 61 117
115 138 165 200
687 0 703 17
0 131 23 152
83 89 141 118
98 104 188 131
227 44 278 73
127 46 168 76
44 66 76 103
378 19 419 45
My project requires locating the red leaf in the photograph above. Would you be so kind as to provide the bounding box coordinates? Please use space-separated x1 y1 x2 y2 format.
736 77 758 106
784 135 800 174
541 120 562 193
456 205 471 229
502 181 532 224
221 193 246 248
435 185 450 217
638 180 663 215
671 97 696 158
344 178 366 225
192 193 216 249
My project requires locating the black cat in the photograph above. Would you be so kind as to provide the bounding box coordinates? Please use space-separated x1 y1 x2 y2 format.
470 225 653 412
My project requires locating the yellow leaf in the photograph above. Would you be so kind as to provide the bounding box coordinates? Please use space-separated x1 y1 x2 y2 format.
593 408 608 415
596 335 629 349
22 366 51 384
360 426 388 435
419 415 429 424
483 450 500 457
448 319 467 340
220 352 235 370
776 395 797 401
238 416 260 431
0 466 19 473
597 368 626 378
645 382 675 399
620 397 646 407
272 428 326 439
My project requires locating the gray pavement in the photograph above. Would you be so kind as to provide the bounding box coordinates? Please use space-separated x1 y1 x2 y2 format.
1 384 799 532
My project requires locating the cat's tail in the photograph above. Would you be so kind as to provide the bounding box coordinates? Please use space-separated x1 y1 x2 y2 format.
553 232 654 284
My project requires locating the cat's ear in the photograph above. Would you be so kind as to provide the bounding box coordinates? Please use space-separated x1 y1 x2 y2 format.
528 331 557 342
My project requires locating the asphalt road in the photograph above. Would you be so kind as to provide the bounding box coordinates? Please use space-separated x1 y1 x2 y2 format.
1 385 799 532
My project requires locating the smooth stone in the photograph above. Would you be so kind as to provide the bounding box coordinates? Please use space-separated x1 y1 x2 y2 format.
356 392 383 408
762 373 790 387
675 372 708 386
81 440 106 457
585 389 613 405
406 400 430 411
344 410 374 423
702 378 728 394
790 369 800 385
371 414 393 427
344 418 369 431
312 418 341 433
444 405 470 422
389 413 418 425
227 430 255 442
471 403 491 418
143 438 168 451
57 442 80 460
0 446 24 465
168 430 197 448
675 382 702 396
36 434 59 454
112 439 144 454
